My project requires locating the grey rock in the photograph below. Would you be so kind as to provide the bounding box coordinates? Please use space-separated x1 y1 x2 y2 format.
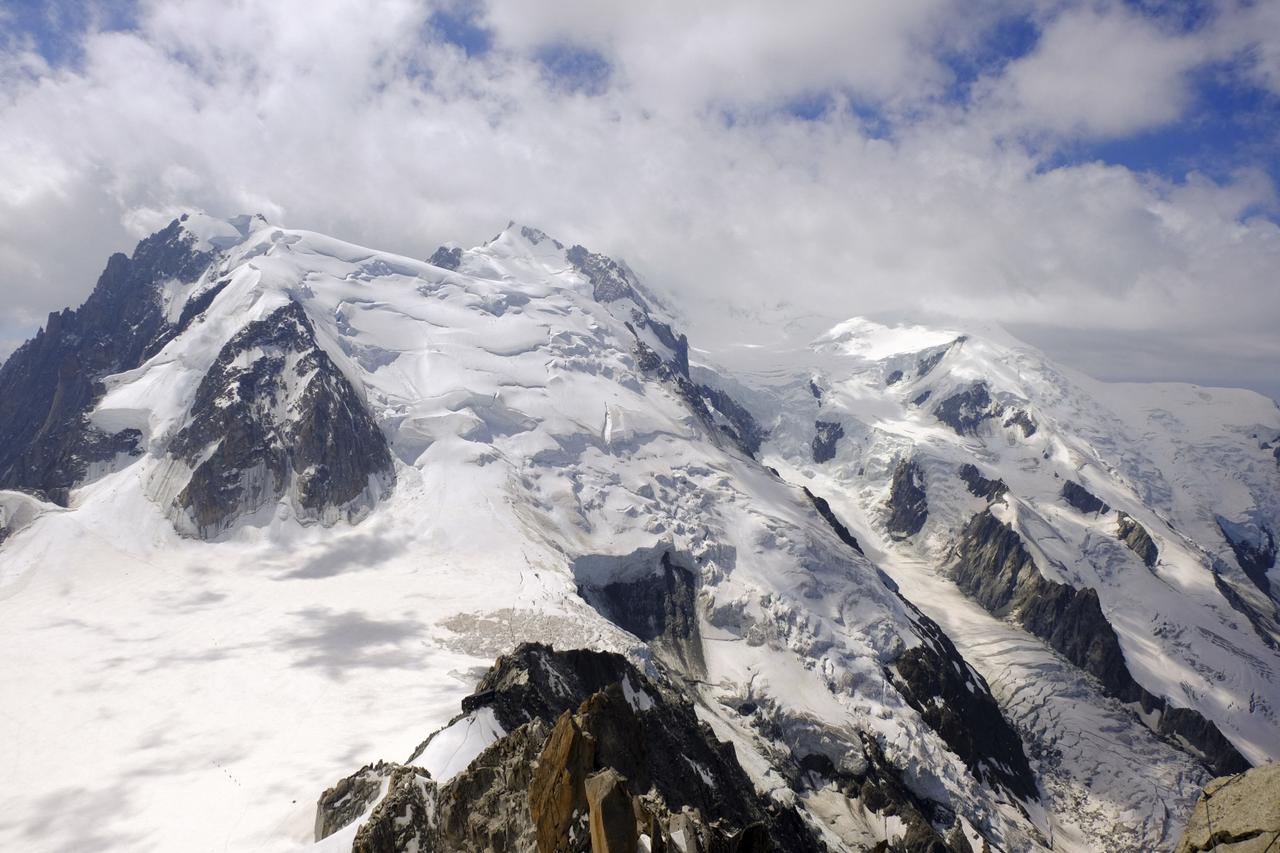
428 245 462 270
567 245 642 305
520 226 563 248
1003 410 1037 438
951 510 1249 776
1117 512 1159 568
577 549 706 677
802 486 863 554
166 301 394 538
933 383 1002 436
1216 517 1276 597
891 600 1039 801
1176 762 1280 853
1061 480 1109 515
315 761 390 841
812 420 844 463
0 218 213 504
886 458 928 540
958 463 1007 502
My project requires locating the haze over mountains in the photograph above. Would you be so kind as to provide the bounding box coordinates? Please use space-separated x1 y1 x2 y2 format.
0 214 1275 852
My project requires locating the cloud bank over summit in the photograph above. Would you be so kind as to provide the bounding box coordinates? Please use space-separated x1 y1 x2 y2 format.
1 0 1278 397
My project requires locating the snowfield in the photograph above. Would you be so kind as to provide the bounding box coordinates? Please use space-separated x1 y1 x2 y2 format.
0 214 1276 852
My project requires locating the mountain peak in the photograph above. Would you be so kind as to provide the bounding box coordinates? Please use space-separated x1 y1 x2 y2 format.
177 211 270 252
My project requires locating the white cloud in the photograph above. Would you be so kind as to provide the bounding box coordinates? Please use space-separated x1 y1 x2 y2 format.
0 0 1276 399
983 5 1205 138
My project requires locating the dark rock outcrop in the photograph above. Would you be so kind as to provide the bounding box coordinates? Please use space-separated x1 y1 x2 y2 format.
1117 512 1159 568
577 550 705 677
0 218 214 504
782 728 987 853
1175 762 1280 853
933 383 1002 436
886 369 904 386
567 245 641 305
802 486 863 554
428 245 461 270
695 382 767 456
891 605 1039 801
584 769 637 853
165 301 393 538
917 342 958 379
1061 480 1109 515
319 643 825 852
1216 518 1276 598
951 510 1249 776
958 463 1007 502
1003 410 1037 438
886 458 928 540
812 420 844 463
520 226 563 248
631 334 763 459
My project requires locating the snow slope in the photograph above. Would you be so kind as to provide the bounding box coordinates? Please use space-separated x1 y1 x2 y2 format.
0 217 1275 852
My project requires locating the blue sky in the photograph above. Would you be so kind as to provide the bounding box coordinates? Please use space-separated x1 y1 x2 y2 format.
0 0 1278 397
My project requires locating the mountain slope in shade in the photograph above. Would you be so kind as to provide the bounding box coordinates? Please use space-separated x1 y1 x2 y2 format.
0 215 1275 852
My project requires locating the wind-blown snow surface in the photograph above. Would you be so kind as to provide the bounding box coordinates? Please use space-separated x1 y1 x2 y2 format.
0 216 1275 851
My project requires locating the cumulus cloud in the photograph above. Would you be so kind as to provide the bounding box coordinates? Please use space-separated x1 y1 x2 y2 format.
983 6 1205 138
0 0 1277 399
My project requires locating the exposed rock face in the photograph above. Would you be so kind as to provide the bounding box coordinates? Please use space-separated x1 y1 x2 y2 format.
1061 480 1110 515
812 420 845 463
958 463 1007 502
318 643 825 852
1003 410 1037 438
695 383 767 456
162 301 394 538
1117 512 1159 568
891 604 1039 801
783 728 986 853
316 761 398 842
886 458 928 540
802 486 863 553
933 383 1002 436
916 342 958 379
584 768 637 853
1176 762 1280 853
428 245 461 270
521 226 563 248
577 551 706 676
1216 518 1276 597
886 369 904 385
951 510 1249 776
567 244 641 304
0 218 212 504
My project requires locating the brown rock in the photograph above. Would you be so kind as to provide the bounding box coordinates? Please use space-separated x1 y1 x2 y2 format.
530 709 597 853
585 768 637 853
1176 762 1280 852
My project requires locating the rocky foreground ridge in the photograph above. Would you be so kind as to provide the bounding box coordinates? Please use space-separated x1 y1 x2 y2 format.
317 644 987 852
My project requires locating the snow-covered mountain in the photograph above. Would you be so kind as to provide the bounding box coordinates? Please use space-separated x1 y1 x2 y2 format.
0 214 1275 852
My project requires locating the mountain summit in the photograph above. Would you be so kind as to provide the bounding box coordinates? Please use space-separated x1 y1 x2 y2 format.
0 215 1276 853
